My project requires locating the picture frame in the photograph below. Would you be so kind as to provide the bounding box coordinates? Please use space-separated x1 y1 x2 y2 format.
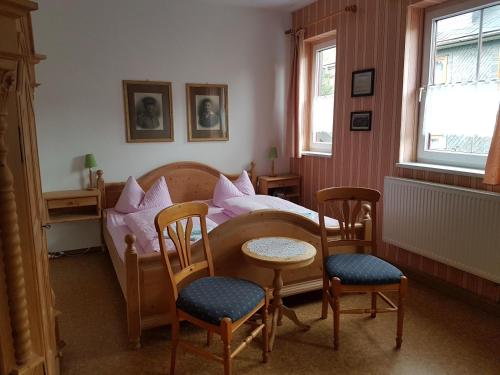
350 111 372 131
186 83 228 141
123 80 174 143
351 68 375 97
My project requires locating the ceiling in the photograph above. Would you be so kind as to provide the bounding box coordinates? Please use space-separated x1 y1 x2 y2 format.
197 0 315 12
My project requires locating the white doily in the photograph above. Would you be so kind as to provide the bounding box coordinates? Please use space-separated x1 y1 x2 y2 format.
246 237 312 259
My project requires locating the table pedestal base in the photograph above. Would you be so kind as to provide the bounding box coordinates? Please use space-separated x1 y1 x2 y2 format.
269 269 310 350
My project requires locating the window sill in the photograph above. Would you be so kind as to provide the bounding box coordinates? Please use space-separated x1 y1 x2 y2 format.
396 162 485 178
301 151 332 158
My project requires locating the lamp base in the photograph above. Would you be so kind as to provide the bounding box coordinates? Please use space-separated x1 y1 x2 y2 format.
87 168 94 190
270 160 277 177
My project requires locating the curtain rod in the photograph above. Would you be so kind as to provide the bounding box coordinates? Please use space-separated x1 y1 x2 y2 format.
284 5 357 35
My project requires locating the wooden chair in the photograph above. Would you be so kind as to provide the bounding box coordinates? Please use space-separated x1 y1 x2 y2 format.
316 187 408 350
155 202 269 375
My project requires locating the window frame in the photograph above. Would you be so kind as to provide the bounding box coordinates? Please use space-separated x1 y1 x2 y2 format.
306 36 336 154
417 0 500 170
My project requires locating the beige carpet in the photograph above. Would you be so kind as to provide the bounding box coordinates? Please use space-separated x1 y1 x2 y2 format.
50 252 500 375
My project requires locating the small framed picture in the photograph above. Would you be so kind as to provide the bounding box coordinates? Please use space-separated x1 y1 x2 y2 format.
350 111 372 131
186 83 228 141
351 68 375 97
123 80 174 143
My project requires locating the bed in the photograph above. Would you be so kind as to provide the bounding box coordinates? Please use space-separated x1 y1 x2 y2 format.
96 161 372 348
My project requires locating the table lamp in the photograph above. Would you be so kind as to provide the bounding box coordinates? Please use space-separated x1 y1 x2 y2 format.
84 153 97 190
268 146 278 177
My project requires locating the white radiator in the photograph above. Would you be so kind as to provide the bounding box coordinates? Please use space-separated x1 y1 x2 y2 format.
383 177 500 284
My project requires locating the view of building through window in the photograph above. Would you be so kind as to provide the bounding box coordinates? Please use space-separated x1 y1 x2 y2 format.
424 4 500 158
310 44 335 150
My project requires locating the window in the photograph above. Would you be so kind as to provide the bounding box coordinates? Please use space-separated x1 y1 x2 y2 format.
418 2 500 169
307 39 336 153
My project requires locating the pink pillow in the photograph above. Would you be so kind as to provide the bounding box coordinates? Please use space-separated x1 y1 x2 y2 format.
233 170 255 196
213 174 244 207
139 176 173 210
114 176 145 213
114 176 173 213
123 206 164 248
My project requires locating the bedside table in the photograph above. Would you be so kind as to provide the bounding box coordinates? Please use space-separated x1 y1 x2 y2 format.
258 175 301 203
43 189 101 224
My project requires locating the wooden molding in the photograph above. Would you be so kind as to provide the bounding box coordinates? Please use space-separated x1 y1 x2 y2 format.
409 0 448 9
0 68 33 367
0 0 37 18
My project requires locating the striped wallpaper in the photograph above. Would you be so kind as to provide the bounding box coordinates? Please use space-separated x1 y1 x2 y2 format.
290 0 500 302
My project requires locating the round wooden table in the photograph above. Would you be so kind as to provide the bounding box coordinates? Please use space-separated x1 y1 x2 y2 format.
241 236 316 350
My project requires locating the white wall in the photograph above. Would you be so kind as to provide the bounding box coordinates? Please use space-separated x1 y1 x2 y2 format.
33 0 290 251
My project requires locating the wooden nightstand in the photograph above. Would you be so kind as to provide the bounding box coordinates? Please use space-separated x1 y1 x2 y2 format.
258 175 301 203
43 189 101 224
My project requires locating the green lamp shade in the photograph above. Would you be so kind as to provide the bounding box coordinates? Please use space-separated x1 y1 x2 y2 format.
84 154 97 169
268 146 278 160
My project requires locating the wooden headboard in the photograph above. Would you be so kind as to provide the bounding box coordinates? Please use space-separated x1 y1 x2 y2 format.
96 161 256 209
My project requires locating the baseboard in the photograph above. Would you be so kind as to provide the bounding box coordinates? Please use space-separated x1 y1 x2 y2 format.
48 246 103 259
399 265 500 317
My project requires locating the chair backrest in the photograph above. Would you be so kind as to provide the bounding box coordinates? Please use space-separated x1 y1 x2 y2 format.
155 202 214 302
316 187 381 259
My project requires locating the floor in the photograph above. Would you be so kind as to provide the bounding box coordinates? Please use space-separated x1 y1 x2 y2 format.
50 251 500 375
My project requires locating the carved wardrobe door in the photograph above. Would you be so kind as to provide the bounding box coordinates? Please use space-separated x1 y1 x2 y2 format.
0 1 59 374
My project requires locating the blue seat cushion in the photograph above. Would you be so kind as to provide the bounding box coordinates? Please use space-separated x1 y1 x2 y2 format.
176 276 265 325
325 254 403 285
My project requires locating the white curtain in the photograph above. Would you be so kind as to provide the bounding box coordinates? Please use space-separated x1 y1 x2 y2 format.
422 80 500 137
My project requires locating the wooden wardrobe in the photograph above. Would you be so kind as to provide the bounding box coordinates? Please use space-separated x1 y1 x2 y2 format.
0 1 59 374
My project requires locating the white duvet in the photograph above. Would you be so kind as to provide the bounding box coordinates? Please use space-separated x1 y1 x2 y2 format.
219 195 338 227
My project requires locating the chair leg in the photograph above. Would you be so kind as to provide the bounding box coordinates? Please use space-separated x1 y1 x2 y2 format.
206 331 212 347
262 293 269 362
371 292 377 318
396 276 408 349
170 319 180 375
321 275 329 320
332 277 341 350
221 318 232 375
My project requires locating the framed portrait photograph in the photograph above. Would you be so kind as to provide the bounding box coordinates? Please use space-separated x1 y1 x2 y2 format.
186 83 228 141
351 69 375 97
350 111 372 131
123 80 174 142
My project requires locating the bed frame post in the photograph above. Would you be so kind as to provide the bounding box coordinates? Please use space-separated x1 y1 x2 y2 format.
125 234 141 349
361 204 373 254
96 169 106 209
249 161 257 188
96 170 106 248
